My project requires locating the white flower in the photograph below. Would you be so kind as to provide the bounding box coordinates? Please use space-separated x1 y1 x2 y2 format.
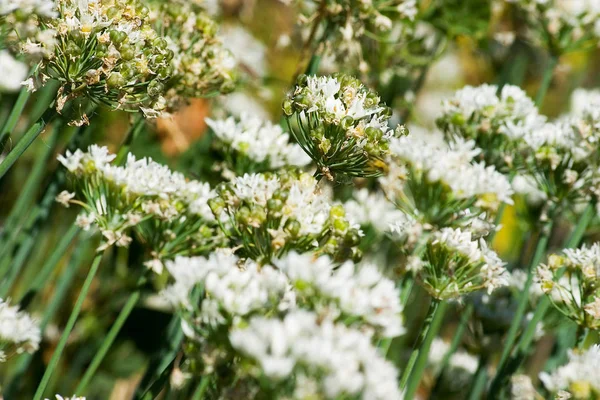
55 190 75 207
229 310 402 400
0 298 41 357
220 26 266 77
0 51 29 92
206 113 310 170
274 252 405 337
344 188 406 233
540 344 600 395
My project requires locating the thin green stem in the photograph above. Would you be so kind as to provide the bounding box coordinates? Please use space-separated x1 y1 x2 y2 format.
403 300 448 400
4 237 89 398
436 303 473 378
17 225 80 304
0 106 57 180
0 86 31 145
115 115 145 164
0 233 35 297
487 221 554 399
534 56 558 107
0 121 62 245
576 326 589 350
467 355 489 400
399 299 440 390
191 376 212 400
33 253 103 400
75 289 141 393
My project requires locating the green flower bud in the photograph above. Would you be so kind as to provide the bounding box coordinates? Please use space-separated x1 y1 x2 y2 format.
208 197 225 216
147 80 164 98
284 219 301 237
340 116 354 130
267 198 283 213
329 205 346 219
107 72 126 89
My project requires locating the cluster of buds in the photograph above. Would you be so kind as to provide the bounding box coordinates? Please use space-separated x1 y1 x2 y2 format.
415 228 508 300
162 251 404 399
536 243 600 330
293 0 418 64
507 0 600 54
150 0 237 111
5 0 237 118
436 84 545 171
0 298 41 363
208 171 363 263
283 73 404 181
382 133 513 230
205 113 311 177
57 145 224 271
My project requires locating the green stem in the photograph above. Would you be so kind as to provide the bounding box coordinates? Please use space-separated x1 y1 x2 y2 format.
0 86 31 145
33 253 103 400
576 326 589 350
0 120 62 245
436 303 473 378
487 221 554 399
4 237 89 398
191 376 212 400
398 299 439 390
0 106 57 180
115 115 145 164
534 56 558 108
403 300 448 400
17 225 80 305
75 289 141 393
467 355 489 400
0 233 36 297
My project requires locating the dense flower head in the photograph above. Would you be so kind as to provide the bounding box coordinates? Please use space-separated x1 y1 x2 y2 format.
205 113 311 176
522 118 596 215
293 0 418 64
0 298 41 362
150 0 236 111
416 227 508 300
57 145 223 265
5 0 235 117
540 344 600 399
537 243 600 329
7 0 173 115
383 133 513 228
436 84 545 170
208 171 363 262
283 73 403 180
230 310 402 400
507 0 600 53
162 251 404 397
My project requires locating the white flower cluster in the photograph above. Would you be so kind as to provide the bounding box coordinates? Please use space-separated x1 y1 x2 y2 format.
230 310 402 400
209 171 362 261
537 244 600 328
163 250 289 326
163 250 404 398
387 133 514 213
0 298 41 362
284 73 398 180
540 344 600 398
437 84 545 170
421 228 508 299
507 0 600 51
164 251 404 336
344 187 407 233
275 252 405 337
205 113 310 172
0 0 56 17
440 84 544 140
58 145 219 260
